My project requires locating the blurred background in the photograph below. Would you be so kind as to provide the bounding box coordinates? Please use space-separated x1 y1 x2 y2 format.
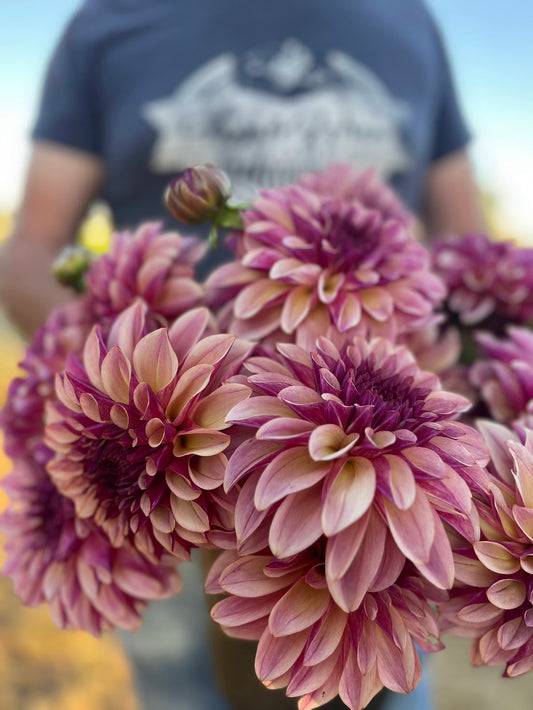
0 1 532 709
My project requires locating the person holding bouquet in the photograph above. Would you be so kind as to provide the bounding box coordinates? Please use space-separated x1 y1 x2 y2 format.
0 1 486 709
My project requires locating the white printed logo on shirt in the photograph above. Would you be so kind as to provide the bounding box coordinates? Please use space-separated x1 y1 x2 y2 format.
143 39 411 200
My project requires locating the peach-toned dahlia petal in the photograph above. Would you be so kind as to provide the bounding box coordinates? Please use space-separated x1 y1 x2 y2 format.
439 424 533 677
207 172 444 345
208 548 443 710
226 336 487 597
45 301 252 558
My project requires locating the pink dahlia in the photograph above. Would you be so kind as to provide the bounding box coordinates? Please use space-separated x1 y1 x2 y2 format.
45 301 252 558
432 234 533 328
299 163 411 225
469 327 533 425
207 547 444 709
86 221 206 329
2 299 91 461
439 421 533 677
225 336 488 606
0 456 180 635
206 179 445 349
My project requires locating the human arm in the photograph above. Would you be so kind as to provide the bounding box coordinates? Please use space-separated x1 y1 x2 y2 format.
0 141 105 338
421 149 487 239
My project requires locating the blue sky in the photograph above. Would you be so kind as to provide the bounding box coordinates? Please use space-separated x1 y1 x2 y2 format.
1 0 532 238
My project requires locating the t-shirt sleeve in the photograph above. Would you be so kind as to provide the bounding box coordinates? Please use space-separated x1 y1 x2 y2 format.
32 12 102 156
427 15 471 162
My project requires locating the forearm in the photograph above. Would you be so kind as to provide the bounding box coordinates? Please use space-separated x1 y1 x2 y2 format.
0 235 74 338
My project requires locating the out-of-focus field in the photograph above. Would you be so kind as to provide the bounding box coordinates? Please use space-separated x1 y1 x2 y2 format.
0 214 138 710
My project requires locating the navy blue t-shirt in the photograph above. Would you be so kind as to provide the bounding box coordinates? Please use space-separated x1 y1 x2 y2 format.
34 0 470 230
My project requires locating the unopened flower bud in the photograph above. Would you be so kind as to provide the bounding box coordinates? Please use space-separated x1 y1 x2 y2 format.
53 246 92 292
165 164 232 225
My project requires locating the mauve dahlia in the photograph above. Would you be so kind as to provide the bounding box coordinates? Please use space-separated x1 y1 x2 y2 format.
206 179 445 349
468 327 533 426
225 336 488 606
206 548 444 709
86 221 206 329
2 299 91 461
432 234 533 329
45 301 252 559
0 456 180 635
298 163 411 225
439 421 533 677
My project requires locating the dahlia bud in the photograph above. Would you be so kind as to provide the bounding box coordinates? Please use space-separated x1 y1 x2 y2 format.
165 164 232 225
52 246 92 292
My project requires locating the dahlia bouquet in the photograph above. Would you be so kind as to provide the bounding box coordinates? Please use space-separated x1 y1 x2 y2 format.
3 163 533 709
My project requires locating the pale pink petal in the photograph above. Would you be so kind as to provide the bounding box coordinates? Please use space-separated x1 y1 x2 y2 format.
321 457 376 536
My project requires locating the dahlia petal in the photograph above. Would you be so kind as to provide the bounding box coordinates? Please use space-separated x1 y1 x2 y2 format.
415 513 454 589
254 448 330 511
224 439 281 491
269 580 330 637
235 472 270 547
474 541 521 574
255 627 308 682
506 652 533 677
173 428 230 457
150 506 175 534
132 329 178 392
166 363 214 423
281 285 314 333
509 440 533 508
188 453 227 490
384 454 416 510
513 505 533 542
182 333 236 371
497 617 533 651
430 436 475 465
387 284 431 316
193 383 251 430
327 511 387 612
376 631 420 694
113 552 181 600
359 287 394 322
228 395 297 427
170 496 209 533
330 291 362 332
321 457 376 536
165 470 200 500
457 603 504 625
486 578 526 610
308 424 359 462
452 553 498 587
257 417 316 441
234 279 291 319
83 327 105 391
269 486 323 558
107 300 147 359
303 604 348 666
325 513 371 581
168 307 210 362
219 556 302 596
297 658 344 710
339 648 379 710
211 592 282 628
383 488 434 565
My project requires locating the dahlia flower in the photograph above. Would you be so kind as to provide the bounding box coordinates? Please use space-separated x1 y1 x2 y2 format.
0 455 180 636
206 547 445 709
432 234 533 329
225 336 488 606
206 176 445 349
298 163 411 225
85 221 206 329
439 421 533 677
470 327 533 425
45 301 252 558
2 299 91 461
